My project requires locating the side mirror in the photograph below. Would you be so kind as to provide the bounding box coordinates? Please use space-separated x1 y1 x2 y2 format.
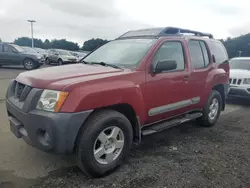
55 53 59 56
153 60 177 73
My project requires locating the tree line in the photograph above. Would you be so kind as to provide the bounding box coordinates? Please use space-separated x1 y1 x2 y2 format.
221 34 250 58
12 37 109 52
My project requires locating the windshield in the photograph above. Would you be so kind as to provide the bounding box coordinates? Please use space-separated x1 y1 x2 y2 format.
58 50 71 56
82 39 156 69
22 47 38 53
229 59 250 70
77 52 87 57
10 44 25 52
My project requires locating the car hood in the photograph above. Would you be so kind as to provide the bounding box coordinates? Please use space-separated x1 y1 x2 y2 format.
61 55 77 59
15 64 127 90
230 69 250 78
22 52 37 56
22 52 43 58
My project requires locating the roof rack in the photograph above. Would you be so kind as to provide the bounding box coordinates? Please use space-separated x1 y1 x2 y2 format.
117 27 213 39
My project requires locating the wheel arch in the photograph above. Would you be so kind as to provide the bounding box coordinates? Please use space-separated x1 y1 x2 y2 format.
73 103 141 153
212 84 226 111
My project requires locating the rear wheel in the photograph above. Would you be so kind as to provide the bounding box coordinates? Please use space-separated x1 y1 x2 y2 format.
23 59 36 70
197 90 222 127
76 110 133 177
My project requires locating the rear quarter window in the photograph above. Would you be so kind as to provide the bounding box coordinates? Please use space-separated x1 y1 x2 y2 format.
209 41 228 64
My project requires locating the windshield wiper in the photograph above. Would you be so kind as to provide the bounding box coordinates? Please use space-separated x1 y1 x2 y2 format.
90 62 123 69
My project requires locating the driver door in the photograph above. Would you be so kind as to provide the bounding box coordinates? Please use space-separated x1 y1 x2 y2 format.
144 40 193 124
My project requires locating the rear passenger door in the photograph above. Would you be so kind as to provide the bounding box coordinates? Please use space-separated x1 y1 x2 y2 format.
187 40 211 108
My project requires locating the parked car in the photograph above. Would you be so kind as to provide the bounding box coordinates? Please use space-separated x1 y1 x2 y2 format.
228 57 250 98
33 47 48 59
5 27 229 177
0 43 44 70
70 51 88 62
46 49 77 65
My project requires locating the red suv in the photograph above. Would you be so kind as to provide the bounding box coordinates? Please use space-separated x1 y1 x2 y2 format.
6 27 229 177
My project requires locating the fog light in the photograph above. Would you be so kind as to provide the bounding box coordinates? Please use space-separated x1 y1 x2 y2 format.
37 129 51 146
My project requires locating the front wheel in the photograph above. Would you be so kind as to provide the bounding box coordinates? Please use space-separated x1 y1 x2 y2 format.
76 110 133 177
197 90 222 127
23 59 36 70
58 59 63 66
45 58 50 65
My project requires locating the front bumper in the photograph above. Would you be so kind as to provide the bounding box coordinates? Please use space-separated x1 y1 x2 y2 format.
34 58 45 65
63 60 78 64
5 80 92 154
227 86 250 98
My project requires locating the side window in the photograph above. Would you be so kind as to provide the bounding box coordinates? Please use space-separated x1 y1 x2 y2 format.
200 41 210 66
152 41 185 71
9 46 17 53
210 41 228 64
3 45 9 53
0 44 2 52
188 40 205 69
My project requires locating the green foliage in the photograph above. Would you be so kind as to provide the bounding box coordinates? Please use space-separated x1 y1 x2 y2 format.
82 38 109 51
50 39 79 51
223 34 250 58
14 37 80 51
14 37 43 48
13 37 109 52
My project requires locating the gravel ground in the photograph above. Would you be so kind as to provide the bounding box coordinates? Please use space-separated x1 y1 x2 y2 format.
29 105 250 188
1 66 250 188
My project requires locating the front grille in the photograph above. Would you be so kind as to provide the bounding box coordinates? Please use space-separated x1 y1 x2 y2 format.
12 81 32 101
229 78 242 85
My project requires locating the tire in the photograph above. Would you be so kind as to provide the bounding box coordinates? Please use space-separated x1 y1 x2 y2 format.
197 90 222 127
23 59 36 70
45 58 50 65
58 59 63 66
76 110 133 177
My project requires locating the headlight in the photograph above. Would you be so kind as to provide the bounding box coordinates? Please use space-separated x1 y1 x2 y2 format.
36 55 42 59
36 90 69 112
243 78 250 84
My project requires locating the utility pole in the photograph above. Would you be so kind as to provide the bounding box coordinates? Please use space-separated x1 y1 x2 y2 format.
27 20 36 48
238 51 242 57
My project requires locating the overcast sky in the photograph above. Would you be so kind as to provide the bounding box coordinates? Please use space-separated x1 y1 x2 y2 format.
1 0 250 45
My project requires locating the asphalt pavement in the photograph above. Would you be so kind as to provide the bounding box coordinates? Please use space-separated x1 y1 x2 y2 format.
0 66 250 188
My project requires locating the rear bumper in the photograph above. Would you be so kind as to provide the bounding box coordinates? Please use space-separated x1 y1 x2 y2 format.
6 98 92 154
227 87 250 98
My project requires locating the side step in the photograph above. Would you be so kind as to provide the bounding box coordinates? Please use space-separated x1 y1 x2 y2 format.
141 112 203 136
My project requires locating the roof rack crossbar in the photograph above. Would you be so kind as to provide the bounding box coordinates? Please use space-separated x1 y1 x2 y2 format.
117 26 213 39
160 27 213 38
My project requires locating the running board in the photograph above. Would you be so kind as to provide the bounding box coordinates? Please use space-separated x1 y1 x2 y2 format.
141 112 203 136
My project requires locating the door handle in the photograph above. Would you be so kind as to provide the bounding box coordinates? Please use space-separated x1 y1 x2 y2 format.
184 75 190 81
